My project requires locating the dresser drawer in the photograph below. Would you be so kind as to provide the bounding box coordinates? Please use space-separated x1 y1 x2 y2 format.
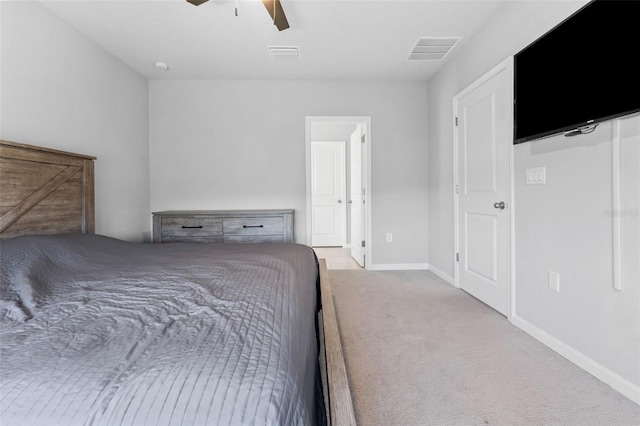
153 210 294 244
161 217 222 237
224 235 285 244
160 235 223 243
223 217 283 236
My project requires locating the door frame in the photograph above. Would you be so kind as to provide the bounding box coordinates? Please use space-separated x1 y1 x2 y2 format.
452 57 516 319
305 116 372 268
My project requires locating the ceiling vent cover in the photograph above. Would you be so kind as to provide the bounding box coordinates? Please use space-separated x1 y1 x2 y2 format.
268 46 300 59
407 37 460 61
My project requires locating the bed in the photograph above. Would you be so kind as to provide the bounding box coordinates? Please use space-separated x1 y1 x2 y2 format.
0 140 355 426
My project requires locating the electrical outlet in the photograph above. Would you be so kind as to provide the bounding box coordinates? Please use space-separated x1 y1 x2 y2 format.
548 271 560 292
386 233 393 243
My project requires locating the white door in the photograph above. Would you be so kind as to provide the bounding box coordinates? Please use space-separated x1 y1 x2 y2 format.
455 62 511 315
349 126 365 266
311 141 346 246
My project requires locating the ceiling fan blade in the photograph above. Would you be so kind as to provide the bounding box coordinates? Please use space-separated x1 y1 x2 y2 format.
186 0 209 6
261 0 290 31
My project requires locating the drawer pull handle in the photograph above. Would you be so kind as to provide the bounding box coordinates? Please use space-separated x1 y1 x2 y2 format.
182 225 203 229
243 225 264 228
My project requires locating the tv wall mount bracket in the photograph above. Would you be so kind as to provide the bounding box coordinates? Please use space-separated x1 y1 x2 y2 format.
564 122 599 137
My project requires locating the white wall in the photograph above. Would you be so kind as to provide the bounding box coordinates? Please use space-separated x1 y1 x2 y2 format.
0 1 150 242
427 0 639 401
149 80 428 266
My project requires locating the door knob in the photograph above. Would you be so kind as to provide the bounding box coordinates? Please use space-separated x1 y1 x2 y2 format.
337 199 342 204
347 200 353 204
493 201 506 210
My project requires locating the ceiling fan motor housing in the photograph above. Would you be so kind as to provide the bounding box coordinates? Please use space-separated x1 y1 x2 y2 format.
186 0 289 31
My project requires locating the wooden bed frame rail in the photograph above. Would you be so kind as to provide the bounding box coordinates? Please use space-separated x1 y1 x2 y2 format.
319 259 357 425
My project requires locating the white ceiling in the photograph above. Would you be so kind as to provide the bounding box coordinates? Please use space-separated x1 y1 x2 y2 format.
41 0 505 81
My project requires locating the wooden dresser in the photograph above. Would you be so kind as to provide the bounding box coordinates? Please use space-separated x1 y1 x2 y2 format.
152 210 294 244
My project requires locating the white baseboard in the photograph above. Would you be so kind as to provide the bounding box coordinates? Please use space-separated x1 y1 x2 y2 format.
511 314 640 405
368 263 428 271
427 264 455 285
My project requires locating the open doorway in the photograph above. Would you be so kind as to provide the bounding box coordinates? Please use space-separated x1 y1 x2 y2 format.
305 116 371 268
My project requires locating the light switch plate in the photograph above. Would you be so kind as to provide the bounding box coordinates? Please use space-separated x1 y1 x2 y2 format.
526 167 546 184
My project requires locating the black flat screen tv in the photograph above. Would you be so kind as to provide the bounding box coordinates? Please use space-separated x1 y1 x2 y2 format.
514 0 640 144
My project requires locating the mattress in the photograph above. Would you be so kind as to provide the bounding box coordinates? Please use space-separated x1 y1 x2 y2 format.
0 234 321 426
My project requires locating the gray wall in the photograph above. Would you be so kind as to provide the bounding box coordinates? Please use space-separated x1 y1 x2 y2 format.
310 122 358 142
149 80 428 266
514 118 639 389
427 0 639 395
0 1 150 242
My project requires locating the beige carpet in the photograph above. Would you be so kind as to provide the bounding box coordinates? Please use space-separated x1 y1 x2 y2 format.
329 269 640 425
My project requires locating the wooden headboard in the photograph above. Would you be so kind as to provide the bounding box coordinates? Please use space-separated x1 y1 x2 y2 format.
0 140 96 239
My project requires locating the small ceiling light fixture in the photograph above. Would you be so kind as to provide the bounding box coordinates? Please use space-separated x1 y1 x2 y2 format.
155 62 170 71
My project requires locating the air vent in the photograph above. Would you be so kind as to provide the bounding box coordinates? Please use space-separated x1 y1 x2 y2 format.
407 37 460 61
268 46 300 59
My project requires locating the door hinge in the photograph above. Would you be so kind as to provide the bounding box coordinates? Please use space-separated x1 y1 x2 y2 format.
362 188 365 196
455 117 458 126
361 134 366 144
455 185 459 195
456 253 459 262
361 240 366 248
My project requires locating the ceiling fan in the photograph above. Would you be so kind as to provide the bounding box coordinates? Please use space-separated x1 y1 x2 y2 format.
186 0 290 31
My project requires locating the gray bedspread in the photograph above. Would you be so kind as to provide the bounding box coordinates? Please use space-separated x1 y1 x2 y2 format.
0 234 320 426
